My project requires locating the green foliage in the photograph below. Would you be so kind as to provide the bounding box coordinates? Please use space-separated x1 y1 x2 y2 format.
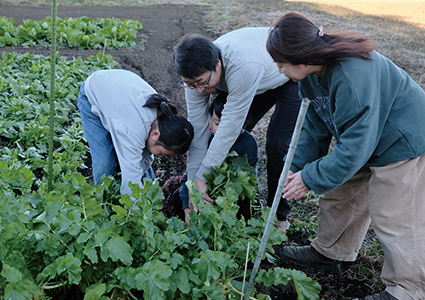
0 154 320 299
0 51 117 185
256 268 321 300
0 41 320 300
0 16 143 49
286 193 319 242
204 151 258 215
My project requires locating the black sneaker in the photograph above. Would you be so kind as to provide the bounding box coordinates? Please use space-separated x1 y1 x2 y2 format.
357 291 398 300
277 245 338 270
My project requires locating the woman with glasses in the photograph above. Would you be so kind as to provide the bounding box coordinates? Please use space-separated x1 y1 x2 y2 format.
78 69 194 197
267 12 425 300
173 28 301 232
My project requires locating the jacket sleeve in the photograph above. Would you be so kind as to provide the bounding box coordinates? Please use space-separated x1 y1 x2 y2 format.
290 104 333 176
300 79 382 194
185 89 211 182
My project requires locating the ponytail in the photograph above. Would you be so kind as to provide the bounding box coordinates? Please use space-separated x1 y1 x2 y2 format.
144 93 194 156
143 93 178 116
267 12 376 65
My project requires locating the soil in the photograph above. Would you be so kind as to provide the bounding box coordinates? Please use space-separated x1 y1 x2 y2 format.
0 3 382 299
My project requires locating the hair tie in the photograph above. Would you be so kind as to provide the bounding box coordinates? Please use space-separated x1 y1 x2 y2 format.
160 101 170 114
318 25 324 37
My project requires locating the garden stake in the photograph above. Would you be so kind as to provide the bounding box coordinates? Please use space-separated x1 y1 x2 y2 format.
47 0 58 191
243 97 310 300
241 242 250 300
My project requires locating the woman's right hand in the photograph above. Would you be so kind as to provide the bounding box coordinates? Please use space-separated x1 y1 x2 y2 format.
282 171 309 200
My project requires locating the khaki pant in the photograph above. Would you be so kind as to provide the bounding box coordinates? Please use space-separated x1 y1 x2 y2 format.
311 154 425 300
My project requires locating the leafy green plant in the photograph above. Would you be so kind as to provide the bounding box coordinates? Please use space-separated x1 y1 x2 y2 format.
0 17 18 46
0 154 321 300
0 16 143 49
0 39 320 300
0 51 117 183
286 192 319 242
204 151 257 214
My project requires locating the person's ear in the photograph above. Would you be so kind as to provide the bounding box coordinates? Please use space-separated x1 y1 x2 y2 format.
149 128 161 138
216 59 221 69
149 119 161 141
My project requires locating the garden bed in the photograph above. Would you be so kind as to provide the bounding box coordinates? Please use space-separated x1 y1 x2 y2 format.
0 3 386 299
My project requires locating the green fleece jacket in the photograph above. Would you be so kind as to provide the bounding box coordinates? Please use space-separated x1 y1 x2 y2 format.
292 51 425 194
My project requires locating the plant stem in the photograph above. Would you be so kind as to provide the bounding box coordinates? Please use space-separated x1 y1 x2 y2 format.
41 282 66 289
227 281 257 300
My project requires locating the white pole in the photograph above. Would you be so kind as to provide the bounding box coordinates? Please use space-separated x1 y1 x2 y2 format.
243 97 310 300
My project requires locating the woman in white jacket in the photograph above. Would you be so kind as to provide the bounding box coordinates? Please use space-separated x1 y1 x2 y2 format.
78 69 194 196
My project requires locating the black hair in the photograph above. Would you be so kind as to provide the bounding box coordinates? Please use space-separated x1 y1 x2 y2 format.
143 94 194 156
267 12 376 65
174 33 221 79
209 92 228 119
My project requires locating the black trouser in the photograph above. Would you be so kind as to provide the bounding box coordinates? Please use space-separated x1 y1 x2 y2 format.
244 80 300 221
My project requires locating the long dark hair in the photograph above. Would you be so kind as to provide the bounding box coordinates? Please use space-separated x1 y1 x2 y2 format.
267 12 376 65
143 94 194 156
174 33 221 79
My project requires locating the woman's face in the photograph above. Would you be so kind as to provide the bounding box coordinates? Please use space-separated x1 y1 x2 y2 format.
146 134 176 157
275 62 310 82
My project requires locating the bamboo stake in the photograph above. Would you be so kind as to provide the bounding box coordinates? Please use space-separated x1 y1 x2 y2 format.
243 97 310 300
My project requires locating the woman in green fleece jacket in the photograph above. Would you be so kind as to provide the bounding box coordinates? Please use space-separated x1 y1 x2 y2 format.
266 12 425 300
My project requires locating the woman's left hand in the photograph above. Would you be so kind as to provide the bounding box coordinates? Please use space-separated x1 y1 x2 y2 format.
282 171 309 200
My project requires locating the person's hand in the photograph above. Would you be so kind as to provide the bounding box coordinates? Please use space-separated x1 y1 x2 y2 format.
184 208 191 225
282 171 309 200
195 177 215 205
184 194 199 225
184 201 198 225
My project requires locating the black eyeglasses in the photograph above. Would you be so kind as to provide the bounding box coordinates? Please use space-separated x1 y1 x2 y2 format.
180 70 212 89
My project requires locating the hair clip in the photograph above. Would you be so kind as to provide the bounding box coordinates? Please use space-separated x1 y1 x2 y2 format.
318 25 324 37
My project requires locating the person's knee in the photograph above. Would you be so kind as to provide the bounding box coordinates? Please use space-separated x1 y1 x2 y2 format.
93 160 117 184
266 138 288 159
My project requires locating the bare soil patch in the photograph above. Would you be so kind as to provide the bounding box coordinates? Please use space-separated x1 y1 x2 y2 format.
0 3 218 109
0 3 384 299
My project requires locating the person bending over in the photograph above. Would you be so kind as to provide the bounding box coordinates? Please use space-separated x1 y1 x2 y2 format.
78 69 194 196
267 12 425 300
174 28 301 232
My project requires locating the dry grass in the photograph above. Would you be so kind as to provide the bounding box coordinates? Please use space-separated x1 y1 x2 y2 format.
200 0 425 88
